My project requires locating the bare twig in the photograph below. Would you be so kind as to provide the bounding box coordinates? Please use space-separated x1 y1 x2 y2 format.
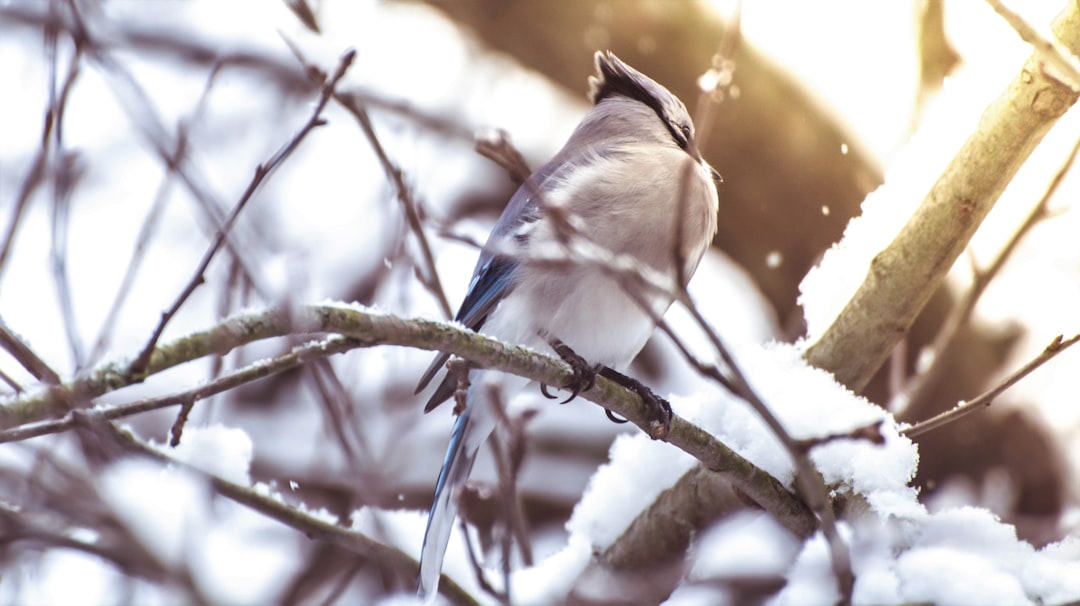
675 291 854 602
93 419 481 606
44 3 88 369
167 401 195 446
985 0 1080 89
475 128 532 185
86 62 226 368
903 332 1080 438
283 0 320 33
0 316 61 386
486 382 535 576
0 368 22 393
57 2 274 304
0 2 80 283
460 516 504 603
282 39 453 320
792 420 886 453
127 49 357 377
305 357 369 463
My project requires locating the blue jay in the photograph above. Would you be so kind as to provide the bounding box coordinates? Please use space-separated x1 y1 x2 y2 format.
415 51 720 599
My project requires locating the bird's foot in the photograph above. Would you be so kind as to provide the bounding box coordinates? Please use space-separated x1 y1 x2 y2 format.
540 339 601 404
599 367 673 440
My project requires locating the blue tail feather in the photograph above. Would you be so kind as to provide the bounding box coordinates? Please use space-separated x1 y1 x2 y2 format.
418 407 479 599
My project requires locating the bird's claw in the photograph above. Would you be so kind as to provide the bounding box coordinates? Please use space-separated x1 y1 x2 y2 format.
546 339 600 404
598 367 673 440
636 384 673 439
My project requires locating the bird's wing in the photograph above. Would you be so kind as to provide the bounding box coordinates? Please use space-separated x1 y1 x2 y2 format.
415 160 561 411
414 255 518 410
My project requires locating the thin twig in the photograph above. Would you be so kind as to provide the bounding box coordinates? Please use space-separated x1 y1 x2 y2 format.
486 382 535 573
86 63 226 367
677 289 854 602
127 49 357 377
306 357 368 463
985 0 1080 89
0 316 61 386
0 2 80 283
688 19 855 592
282 38 453 320
43 2 88 369
903 332 1080 438
95 419 482 606
475 128 532 185
61 2 272 302
460 516 504 602
0 368 22 393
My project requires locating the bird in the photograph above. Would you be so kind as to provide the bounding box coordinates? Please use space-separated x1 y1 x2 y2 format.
414 50 720 599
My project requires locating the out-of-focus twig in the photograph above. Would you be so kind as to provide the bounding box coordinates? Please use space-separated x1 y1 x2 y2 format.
283 0 320 33
912 0 960 133
127 49 358 377
282 39 453 320
0 316 61 386
92 418 482 606
474 128 532 185
86 62 225 368
0 2 80 284
57 1 273 303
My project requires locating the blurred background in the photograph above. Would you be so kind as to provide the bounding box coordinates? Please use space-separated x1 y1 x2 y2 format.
1 0 1079 602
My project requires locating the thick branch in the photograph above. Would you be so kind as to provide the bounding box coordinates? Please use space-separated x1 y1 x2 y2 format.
805 0 1080 391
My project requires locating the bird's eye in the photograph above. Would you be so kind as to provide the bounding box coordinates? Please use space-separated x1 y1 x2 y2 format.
680 125 692 141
